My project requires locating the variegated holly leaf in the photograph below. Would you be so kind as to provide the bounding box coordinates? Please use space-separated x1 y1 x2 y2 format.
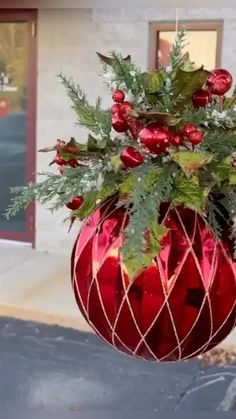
172 175 208 213
142 71 164 93
171 150 213 176
173 66 210 101
96 52 131 66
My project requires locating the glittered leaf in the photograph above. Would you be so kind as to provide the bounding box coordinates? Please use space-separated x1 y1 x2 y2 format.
171 151 213 176
87 134 107 151
173 175 207 213
173 66 210 100
142 71 164 93
138 111 182 126
111 154 123 173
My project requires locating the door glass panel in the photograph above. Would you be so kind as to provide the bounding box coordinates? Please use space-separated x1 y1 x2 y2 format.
0 22 28 233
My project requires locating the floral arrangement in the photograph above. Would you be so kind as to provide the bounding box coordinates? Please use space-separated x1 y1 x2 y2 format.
6 31 236 279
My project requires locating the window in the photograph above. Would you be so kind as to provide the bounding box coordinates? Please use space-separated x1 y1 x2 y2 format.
149 21 223 70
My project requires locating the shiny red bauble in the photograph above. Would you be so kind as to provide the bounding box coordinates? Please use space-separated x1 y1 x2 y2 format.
112 112 128 133
188 130 204 145
192 90 212 108
66 196 84 211
71 196 236 362
120 101 134 116
183 124 198 138
170 134 184 147
111 103 121 114
120 146 144 168
112 89 125 103
207 69 233 96
139 124 171 154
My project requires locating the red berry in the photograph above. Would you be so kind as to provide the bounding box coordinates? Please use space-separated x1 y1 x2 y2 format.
112 112 128 133
54 154 66 166
192 89 212 108
183 124 198 138
111 103 121 114
139 124 171 154
66 196 84 211
120 146 144 168
112 89 125 103
207 69 233 96
188 130 204 145
120 101 134 116
67 159 79 168
170 134 184 147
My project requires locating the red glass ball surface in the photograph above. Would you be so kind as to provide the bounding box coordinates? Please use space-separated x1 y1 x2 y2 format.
192 90 212 108
120 146 144 168
112 89 125 103
120 101 134 116
71 196 236 362
207 69 233 96
139 124 171 154
183 124 198 138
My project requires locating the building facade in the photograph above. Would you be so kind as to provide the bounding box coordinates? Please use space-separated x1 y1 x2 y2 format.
1 7 236 254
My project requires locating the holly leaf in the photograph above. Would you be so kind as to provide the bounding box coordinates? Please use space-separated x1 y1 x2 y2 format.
137 111 182 126
122 221 167 282
172 175 208 213
87 134 108 151
229 172 236 185
171 150 213 176
215 156 232 181
142 71 164 93
120 173 137 196
173 66 210 101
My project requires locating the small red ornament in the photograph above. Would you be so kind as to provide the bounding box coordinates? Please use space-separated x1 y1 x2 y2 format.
112 112 128 133
183 124 198 138
112 89 125 103
127 117 143 139
120 101 134 116
207 69 233 96
66 196 84 211
188 130 204 145
139 124 171 154
72 196 236 362
192 90 212 108
111 103 121 114
170 134 184 147
120 146 144 168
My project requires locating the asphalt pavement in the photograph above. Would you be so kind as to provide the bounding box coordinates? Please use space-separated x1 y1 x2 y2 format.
0 316 236 418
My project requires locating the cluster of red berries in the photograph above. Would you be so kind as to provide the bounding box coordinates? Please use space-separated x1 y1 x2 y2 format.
118 121 204 169
192 68 233 108
111 89 143 137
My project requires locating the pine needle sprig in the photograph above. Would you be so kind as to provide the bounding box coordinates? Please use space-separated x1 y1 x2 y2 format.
58 73 111 137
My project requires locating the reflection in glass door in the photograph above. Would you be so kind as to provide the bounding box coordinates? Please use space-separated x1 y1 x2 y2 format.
0 11 36 243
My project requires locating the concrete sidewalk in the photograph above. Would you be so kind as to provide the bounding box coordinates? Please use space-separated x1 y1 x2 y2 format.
0 243 235 347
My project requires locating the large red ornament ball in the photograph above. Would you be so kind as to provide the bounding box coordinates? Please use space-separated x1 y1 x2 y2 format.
71 196 236 362
192 90 212 108
207 69 233 96
139 124 172 154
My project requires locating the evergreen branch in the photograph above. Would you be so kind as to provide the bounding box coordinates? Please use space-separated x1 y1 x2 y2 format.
5 165 105 218
58 73 111 137
168 29 187 70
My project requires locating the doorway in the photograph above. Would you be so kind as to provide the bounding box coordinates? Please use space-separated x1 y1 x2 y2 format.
0 10 37 244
